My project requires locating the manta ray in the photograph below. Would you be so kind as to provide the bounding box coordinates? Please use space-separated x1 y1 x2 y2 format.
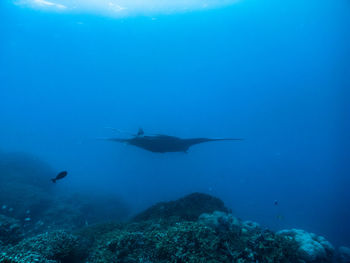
102 129 243 153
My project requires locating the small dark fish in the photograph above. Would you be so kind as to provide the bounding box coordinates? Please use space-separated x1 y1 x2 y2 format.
51 171 68 183
274 200 278 206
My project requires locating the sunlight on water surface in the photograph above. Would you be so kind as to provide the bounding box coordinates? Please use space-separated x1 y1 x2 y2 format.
14 0 240 17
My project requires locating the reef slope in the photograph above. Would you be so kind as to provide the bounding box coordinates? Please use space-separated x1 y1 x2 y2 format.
0 193 337 263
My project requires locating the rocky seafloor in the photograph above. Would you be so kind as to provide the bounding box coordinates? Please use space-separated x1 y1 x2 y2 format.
0 192 349 263
0 152 349 263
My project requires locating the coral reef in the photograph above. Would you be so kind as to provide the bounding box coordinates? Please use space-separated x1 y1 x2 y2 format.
337 246 350 263
133 192 229 222
0 215 22 245
0 152 55 190
0 154 55 222
0 230 79 263
39 192 129 233
198 211 241 232
0 192 338 263
83 211 300 263
0 152 129 235
277 229 335 263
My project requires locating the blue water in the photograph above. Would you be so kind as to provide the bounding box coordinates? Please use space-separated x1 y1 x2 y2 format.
1 0 349 247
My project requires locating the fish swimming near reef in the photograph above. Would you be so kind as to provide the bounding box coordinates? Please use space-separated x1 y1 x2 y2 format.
51 171 68 183
100 129 243 153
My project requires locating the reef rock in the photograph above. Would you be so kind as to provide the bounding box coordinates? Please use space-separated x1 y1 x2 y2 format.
84 214 300 263
0 230 79 263
0 151 129 235
133 192 229 222
0 152 55 222
277 228 334 263
81 192 300 263
337 246 350 263
0 214 22 244
0 192 336 263
39 192 129 232
199 211 240 232
198 211 262 236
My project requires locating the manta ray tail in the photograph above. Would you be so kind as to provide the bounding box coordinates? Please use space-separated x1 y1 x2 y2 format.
196 138 244 142
211 138 244 141
185 137 244 147
96 137 128 143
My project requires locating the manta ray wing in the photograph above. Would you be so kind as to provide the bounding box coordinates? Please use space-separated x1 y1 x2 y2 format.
101 132 243 153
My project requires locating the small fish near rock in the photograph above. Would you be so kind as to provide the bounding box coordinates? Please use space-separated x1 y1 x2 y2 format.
51 171 68 183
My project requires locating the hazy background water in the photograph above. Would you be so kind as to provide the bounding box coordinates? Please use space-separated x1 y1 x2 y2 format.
1 0 349 246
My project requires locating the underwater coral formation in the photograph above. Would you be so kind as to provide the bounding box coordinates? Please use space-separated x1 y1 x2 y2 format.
0 230 79 263
277 229 335 263
132 192 229 222
40 193 129 232
0 152 129 235
0 192 341 263
0 152 55 221
84 211 300 263
0 215 22 245
337 246 350 263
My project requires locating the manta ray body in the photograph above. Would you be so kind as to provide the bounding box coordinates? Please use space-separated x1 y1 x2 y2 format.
103 130 243 153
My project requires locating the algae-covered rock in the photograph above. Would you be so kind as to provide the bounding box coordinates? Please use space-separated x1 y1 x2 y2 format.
199 211 263 237
277 228 334 263
76 194 301 262
0 192 334 263
85 212 300 263
199 211 240 233
0 214 22 244
242 220 260 230
0 230 79 263
133 192 229 222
